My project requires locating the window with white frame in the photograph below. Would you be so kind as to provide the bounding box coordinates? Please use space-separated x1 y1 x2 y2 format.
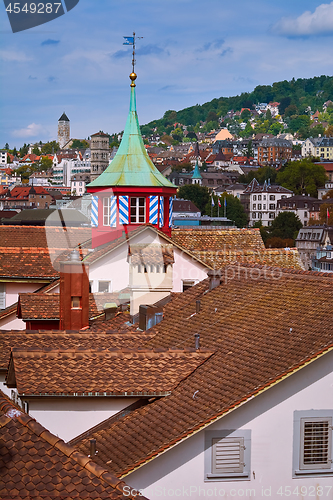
103 197 110 226
293 410 333 477
205 430 251 481
130 197 145 223
98 281 111 293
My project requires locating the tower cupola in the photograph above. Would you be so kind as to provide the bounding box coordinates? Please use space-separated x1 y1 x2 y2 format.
87 71 177 246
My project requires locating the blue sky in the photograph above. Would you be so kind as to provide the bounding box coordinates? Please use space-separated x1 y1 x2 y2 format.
1 0 333 148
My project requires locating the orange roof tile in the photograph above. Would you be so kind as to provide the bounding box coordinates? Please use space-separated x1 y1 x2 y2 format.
71 264 333 477
0 331 154 372
7 348 213 396
0 391 146 499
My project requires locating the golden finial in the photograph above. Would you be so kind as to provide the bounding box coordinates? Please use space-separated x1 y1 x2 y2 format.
130 72 137 87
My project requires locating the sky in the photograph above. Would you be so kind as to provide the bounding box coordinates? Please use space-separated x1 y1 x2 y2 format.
1 0 333 148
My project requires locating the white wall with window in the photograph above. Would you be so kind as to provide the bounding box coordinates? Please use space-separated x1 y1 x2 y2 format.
125 348 333 497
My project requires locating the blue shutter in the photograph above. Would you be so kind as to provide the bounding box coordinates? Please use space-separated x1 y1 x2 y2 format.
119 195 129 224
169 197 173 227
159 196 164 227
91 195 98 227
110 196 117 227
149 196 158 224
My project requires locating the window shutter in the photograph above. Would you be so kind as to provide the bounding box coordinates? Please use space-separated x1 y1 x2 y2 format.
169 197 173 227
110 196 117 227
300 418 332 470
149 196 158 224
0 283 5 310
159 196 164 227
119 196 129 225
91 195 98 227
212 437 245 474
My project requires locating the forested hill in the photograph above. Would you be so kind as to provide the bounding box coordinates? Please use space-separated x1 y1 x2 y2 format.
140 75 333 136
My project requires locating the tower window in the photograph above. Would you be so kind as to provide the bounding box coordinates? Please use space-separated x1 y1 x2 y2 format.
130 197 146 223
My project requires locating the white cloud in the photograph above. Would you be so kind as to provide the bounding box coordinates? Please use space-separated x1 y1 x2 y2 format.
0 49 32 62
272 2 333 36
12 123 44 138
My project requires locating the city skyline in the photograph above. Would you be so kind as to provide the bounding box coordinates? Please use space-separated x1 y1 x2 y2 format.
1 0 333 147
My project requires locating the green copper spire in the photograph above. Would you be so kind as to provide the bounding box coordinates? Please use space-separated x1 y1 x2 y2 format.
87 74 174 188
192 159 202 179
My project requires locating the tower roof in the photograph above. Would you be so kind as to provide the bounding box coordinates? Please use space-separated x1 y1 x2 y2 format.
191 160 202 179
58 112 69 122
88 76 174 189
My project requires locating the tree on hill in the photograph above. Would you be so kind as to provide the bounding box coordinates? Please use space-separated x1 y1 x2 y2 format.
239 166 277 185
32 156 53 172
41 141 60 154
276 159 327 197
70 139 89 149
268 211 302 242
177 184 210 213
205 193 248 228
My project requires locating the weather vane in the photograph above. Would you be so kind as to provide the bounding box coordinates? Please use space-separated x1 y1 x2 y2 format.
123 32 143 77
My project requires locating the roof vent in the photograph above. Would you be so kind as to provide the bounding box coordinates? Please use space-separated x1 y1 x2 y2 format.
89 439 97 457
207 269 222 290
196 300 201 313
194 333 200 350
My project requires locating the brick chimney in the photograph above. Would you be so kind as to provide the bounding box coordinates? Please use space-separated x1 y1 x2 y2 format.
59 249 89 330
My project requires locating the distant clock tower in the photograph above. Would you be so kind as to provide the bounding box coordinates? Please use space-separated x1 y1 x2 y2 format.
58 112 70 148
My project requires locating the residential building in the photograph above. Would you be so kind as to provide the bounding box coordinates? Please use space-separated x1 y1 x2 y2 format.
0 186 54 210
295 226 333 269
317 137 333 160
312 242 333 272
53 151 90 186
0 150 8 164
28 171 53 186
277 194 318 226
90 131 110 182
71 173 90 195
318 180 333 199
57 112 70 148
258 137 292 166
241 178 293 226
301 137 321 158
63 264 333 497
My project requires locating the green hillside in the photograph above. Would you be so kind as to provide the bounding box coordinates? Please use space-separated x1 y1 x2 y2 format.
140 75 333 140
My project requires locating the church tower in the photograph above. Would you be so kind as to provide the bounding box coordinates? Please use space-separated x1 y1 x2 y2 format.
58 112 70 148
87 71 177 247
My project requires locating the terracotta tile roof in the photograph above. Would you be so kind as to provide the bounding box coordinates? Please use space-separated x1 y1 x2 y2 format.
192 248 304 270
0 226 91 279
71 264 333 477
0 331 154 372
129 244 174 266
17 292 120 320
7 348 213 396
0 391 145 499
171 227 265 251
0 225 91 249
0 248 59 279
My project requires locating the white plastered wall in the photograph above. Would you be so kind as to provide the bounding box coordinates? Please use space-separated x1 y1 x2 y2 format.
125 350 333 499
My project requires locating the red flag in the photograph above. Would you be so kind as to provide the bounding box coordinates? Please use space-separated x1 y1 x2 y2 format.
328 208 330 218
218 199 221 207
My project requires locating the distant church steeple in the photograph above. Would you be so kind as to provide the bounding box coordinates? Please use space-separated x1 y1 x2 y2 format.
58 112 70 148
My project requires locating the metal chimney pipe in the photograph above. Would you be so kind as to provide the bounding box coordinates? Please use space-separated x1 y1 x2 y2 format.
196 300 201 313
89 438 97 457
194 333 200 350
